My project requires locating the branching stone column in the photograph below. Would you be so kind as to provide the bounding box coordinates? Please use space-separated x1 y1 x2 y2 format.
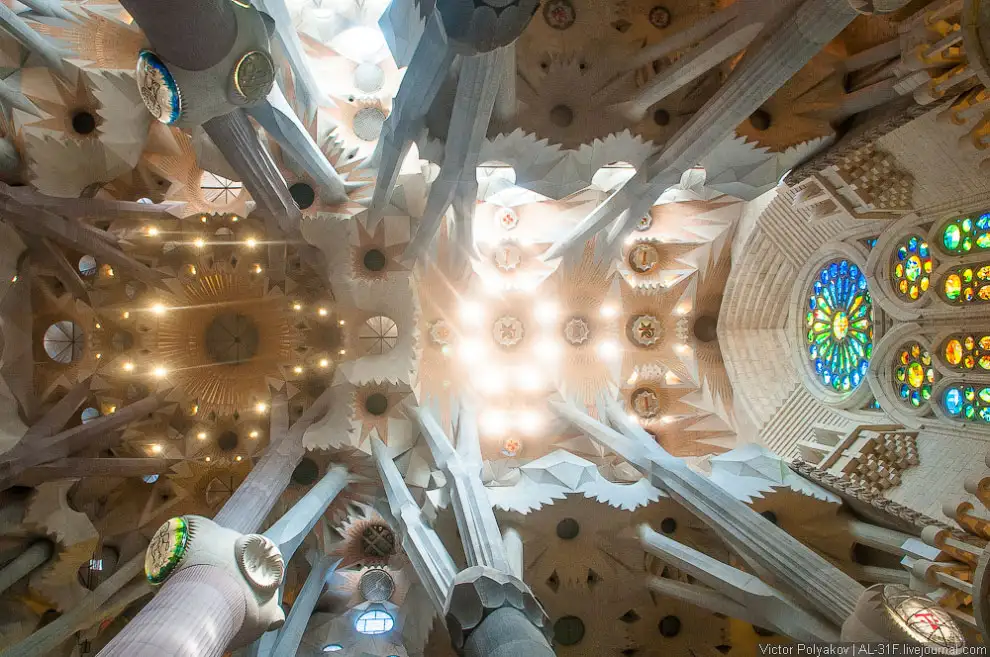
94 390 340 656
546 0 861 259
1 552 149 657
549 397 864 628
0 540 53 595
268 554 340 657
640 525 840 641
403 407 554 656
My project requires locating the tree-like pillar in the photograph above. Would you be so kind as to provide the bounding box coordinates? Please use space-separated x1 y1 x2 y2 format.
409 404 510 572
400 406 554 655
502 528 523 581
268 554 340 657
549 398 864 627
0 541 52 595
371 436 456 611
1 552 148 657
93 390 337 656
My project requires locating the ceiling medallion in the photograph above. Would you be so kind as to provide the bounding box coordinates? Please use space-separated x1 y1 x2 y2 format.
232 51 276 103
358 568 396 603
145 516 189 584
543 0 575 29
495 207 518 231
501 437 522 457
563 317 591 345
879 585 964 650
636 214 653 232
236 534 285 595
429 320 452 346
493 315 525 348
649 6 672 28
629 315 662 347
493 242 524 272
136 50 182 124
628 242 661 274
631 387 661 419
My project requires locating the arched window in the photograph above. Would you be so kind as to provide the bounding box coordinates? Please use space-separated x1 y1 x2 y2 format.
893 343 937 408
938 264 990 304
889 235 932 302
941 334 990 371
937 212 990 255
804 259 873 392
354 609 394 635
942 384 990 424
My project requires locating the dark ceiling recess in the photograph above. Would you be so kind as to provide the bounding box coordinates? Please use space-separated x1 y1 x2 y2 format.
556 517 580 540
361 523 397 557
365 393 389 416
653 108 670 126
693 315 718 343
289 182 316 210
658 615 681 637
660 517 677 534
292 457 319 486
749 108 772 131
761 510 778 525
363 249 388 272
217 431 239 452
72 111 97 135
205 313 260 364
553 616 585 645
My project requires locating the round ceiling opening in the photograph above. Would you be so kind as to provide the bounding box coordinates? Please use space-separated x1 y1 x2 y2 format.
217 431 238 452
554 616 585 645
289 182 316 210
365 393 389 416
292 458 320 486
556 517 580 540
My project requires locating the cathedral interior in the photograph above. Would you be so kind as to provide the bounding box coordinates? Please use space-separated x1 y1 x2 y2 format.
0 0 989 655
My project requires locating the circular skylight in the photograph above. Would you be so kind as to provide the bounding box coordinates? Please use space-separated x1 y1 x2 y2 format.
43 321 84 363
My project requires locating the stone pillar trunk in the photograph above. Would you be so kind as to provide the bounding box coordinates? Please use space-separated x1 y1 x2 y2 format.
0 541 52 595
98 565 246 657
462 608 556 657
115 0 236 71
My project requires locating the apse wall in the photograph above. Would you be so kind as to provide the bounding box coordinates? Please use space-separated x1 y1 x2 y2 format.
721 187 866 457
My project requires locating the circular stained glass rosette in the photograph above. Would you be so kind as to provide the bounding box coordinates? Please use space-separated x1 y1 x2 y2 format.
894 343 935 408
805 260 873 392
145 516 189 584
890 236 932 301
136 51 182 124
628 243 660 274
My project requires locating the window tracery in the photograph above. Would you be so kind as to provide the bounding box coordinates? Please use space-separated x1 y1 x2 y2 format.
893 343 936 408
937 212 990 255
804 259 873 393
889 235 932 302
941 334 990 372
938 264 990 304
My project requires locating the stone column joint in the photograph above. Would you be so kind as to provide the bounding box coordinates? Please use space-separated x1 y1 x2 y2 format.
443 566 551 653
144 515 286 648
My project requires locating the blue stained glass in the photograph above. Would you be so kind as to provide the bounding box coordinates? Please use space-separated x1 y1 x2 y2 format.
978 214 990 230
945 388 964 416
805 260 873 392
865 239 878 250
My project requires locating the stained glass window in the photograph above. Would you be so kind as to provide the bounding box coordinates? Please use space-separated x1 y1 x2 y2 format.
942 334 990 371
942 384 990 423
940 264 990 304
805 260 873 392
894 343 936 408
890 236 932 301
939 212 990 255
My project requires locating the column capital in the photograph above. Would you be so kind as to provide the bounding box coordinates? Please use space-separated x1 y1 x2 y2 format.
144 515 285 647
443 566 551 654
